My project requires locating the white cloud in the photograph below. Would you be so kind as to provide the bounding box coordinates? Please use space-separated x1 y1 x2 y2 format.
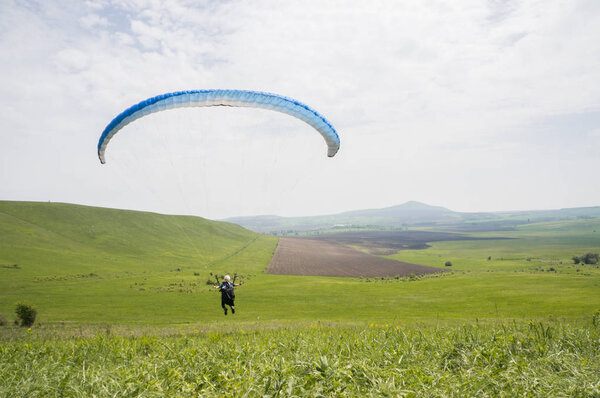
1 0 599 218
80 13 109 29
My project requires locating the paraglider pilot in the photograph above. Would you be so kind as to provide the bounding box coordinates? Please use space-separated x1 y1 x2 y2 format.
213 275 243 315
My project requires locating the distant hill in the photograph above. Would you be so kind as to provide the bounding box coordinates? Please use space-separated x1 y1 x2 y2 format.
224 201 458 232
334 201 460 223
223 201 600 233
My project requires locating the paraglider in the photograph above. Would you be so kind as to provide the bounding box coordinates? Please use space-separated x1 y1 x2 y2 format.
213 274 243 316
97 89 340 163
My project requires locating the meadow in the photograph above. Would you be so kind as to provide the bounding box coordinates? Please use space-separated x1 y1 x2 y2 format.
1 201 600 396
2 321 599 396
2 202 599 326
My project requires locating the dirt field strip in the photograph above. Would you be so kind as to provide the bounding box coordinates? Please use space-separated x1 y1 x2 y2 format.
308 230 511 254
267 237 444 277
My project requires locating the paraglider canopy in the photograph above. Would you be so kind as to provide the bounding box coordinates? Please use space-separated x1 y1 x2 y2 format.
97 89 340 164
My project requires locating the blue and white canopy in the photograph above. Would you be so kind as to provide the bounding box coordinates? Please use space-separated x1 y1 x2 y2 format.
98 90 340 163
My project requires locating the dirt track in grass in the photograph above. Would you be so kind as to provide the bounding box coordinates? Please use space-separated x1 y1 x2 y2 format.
267 237 444 277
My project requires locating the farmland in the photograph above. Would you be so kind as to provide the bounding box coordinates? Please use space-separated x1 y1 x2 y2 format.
266 237 442 277
306 229 512 254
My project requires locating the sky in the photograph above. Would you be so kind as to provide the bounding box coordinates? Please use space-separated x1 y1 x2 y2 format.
1 0 599 219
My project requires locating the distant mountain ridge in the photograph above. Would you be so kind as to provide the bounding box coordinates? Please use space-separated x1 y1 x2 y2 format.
335 201 458 220
222 201 600 233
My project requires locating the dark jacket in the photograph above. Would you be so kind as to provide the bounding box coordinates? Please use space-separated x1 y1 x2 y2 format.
219 281 235 302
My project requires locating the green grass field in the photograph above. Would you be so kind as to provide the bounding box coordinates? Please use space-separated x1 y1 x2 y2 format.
2 321 599 396
2 201 600 395
1 201 599 326
387 219 600 272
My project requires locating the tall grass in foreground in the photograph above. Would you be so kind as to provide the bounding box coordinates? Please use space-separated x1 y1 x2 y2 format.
1 321 599 396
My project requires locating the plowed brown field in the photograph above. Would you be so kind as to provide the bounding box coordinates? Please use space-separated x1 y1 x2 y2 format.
267 237 444 277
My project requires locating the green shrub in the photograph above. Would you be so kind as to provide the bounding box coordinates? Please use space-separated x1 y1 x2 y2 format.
573 253 599 265
15 302 37 327
583 253 599 265
0 314 7 327
444 261 452 267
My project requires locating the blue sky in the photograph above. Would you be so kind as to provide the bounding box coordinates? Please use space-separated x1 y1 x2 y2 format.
1 0 599 218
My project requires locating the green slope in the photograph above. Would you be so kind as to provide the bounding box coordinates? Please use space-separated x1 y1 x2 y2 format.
0 201 278 324
0 201 260 267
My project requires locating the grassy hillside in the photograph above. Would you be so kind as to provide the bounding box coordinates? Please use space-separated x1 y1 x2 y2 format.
1 201 599 327
0 201 277 324
0 201 260 269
